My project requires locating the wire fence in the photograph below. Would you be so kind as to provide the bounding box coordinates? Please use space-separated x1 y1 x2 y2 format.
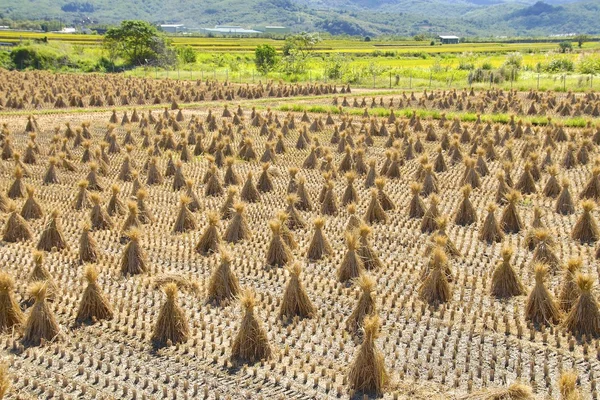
127 65 600 93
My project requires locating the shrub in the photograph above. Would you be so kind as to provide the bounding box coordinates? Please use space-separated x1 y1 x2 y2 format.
255 44 278 75
503 52 523 70
0 51 14 70
10 45 68 70
542 57 575 73
559 41 573 53
577 54 600 75
177 46 197 64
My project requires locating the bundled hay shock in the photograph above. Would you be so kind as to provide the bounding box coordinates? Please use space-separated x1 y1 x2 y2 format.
346 274 376 334
0 272 24 333
320 181 339 216
37 210 68 252
555 179 575 215
542 165 561 198
22 282 60 346
89 193 113 230
559 258 582 312
265 219 292 267
500 190 524 233
120 228 148 275
571 200 599 244
284 194 306 230
364 188 387 224
240 171 260 203
206 248 241 306
515 162 537 195
478 203 504 244
358 224 383 270
7 167 25 199
195 211 221 256
347 314 388 396
28 251 57 299
491 246 525 298
224 202 251 243
257 163 273 193
563 274 600 337
279 263 315 320
420 194 440 233
342 171 358 205
495 171 511 204
345 203 362 233
558 371 582 400
454 185 476 226
75 265 113 324
525 264 561 326
184 179 201 212
78 221 99 264
295 176 313 211
276 211 297 250
172 195 197 234
220 186 238 219
2 203 33 243
135 189 154 224
531 228 560 270
463 382 534 400
107 184 126 216
524 207 545 250
72 180 92 210
120 201 142 239
231 290 272 363
151 283 190 348
204 166 224 197
419 247 452 307
338 232 365 283
407 182 426 219
579 167 600 201
20 185 43 220
375 177 395 211
306 217 333 261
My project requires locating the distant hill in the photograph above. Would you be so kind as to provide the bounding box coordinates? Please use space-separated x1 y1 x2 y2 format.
1 0 598 36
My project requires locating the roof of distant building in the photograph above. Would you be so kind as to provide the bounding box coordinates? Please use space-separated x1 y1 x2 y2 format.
204 27 261 34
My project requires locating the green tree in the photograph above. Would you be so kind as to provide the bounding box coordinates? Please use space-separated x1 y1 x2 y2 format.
575 34 589 48
177 46 196 64
281 32 321 75
558 41 573 53
254 44 278 75
104 20 174 67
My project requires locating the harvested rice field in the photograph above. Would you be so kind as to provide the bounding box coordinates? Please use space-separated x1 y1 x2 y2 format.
1 71 600 399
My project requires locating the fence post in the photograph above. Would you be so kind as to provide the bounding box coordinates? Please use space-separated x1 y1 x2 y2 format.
537 73 540 90
563 74 566 91
389 72 392 89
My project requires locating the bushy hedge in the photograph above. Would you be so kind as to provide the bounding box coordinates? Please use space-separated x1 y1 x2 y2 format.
9 43 119 72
